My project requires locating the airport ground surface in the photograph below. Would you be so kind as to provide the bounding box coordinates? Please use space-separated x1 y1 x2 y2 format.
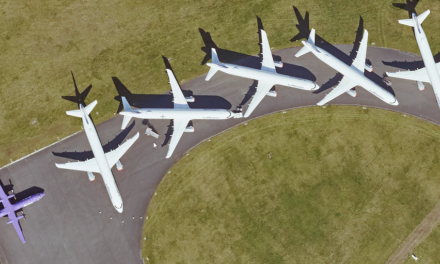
1 45 440 263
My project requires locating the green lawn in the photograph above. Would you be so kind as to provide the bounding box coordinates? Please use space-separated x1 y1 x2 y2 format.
142 106 440 263
2 0 440 165
406 225 440 263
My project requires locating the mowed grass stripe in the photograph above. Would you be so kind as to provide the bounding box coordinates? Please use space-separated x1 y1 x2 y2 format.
141 106 440 263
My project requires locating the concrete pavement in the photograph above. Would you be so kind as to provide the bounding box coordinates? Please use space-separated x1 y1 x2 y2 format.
0 45 438 264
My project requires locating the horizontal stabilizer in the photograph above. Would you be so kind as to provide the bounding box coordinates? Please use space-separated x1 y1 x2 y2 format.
121 115 132 130
205 67 219 81
398 18 414 27
65 109 82 117
66 100 97 117
295 45 311 57
418 10 430 24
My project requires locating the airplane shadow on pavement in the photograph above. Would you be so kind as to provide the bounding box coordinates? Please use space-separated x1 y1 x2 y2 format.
112 76 232 113
291 6 396 96
0 180 44 212
51 121 136 162
382 53 440 71
199 25 316 83
199 16 317 107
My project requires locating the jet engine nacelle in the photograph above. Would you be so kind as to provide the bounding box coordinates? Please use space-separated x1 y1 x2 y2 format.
87 171 95 181
116 160 123 171
417 81 425 91
274 61 284 68
185 126 195 132
266 90 277 97
364 63 373 72
346 88 357 97
185 96 195 102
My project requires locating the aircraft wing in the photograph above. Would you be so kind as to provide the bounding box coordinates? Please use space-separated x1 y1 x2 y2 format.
55 158 100 173
0 185 9 202
105 132 139 168
317 76 358 106
244 81 274 117
260 30 276 73
386 67 430 83
165 69 190 109
8 213 25 244
166 119 190 158
351 29 369 72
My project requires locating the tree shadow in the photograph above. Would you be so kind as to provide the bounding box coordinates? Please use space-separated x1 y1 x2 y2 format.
383 53 440 71
291 6 395 95
62 72 92 108
52 121 136 161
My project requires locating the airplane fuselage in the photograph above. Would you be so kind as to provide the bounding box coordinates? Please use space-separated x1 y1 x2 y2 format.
208 63 318 90
121 108 236 120
0 193 44 217
309 45 398 105
412 16 440 107
81 110 124 213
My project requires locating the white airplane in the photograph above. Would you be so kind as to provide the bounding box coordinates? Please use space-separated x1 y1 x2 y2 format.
119 68 243 158
296 29 399 106
55 101 139 213
386 10 440 107
205 29 319 117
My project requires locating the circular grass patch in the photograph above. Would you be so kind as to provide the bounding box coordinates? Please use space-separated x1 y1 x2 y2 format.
142 106 440 263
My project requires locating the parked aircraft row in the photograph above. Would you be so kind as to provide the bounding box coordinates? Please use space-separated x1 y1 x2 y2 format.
2 9 438 244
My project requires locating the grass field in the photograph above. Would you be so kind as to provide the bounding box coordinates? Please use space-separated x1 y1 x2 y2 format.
2 0 440 165
142 106 440 263
407 225 440 263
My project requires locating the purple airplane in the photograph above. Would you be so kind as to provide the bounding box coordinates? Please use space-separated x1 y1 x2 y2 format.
0 183 45 244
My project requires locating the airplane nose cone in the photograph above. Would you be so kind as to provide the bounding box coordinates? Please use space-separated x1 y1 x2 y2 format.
312 83 320 91
41 193 45 198
115 203 123 213
391 99 399 106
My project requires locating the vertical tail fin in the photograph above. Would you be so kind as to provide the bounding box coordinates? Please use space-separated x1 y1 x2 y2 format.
120 97 133 129
211 48 220 64
295 28 316 58
121 96 132 111
308 28 315 45
205 48 220 81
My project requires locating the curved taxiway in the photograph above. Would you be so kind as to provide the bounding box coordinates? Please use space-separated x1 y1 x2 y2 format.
0 45 438 264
